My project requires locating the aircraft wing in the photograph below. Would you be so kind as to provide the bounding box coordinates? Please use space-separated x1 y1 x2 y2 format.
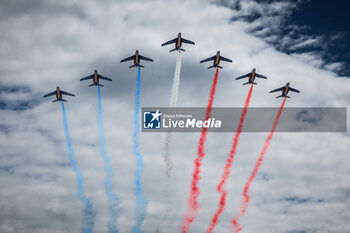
235 73 251 80
255 73 267 79
161 38 176 46
200 56 215 63
61 90 75 96
269 87 284 93
80 75 93 81
43 91 56 98
99 75 112 81
182 38 195 45
139 55 153 62
289 87 300 93
220 56 232 63
120 55 135 63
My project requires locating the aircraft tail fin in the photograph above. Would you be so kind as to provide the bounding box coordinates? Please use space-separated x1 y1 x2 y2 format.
179 48 185 52
243 81 257 85
208 65 222 69
169 48 177 52
129 64 137 68
52 99 58 103
139 64 144 68
89 83 104 87
276 95 289 98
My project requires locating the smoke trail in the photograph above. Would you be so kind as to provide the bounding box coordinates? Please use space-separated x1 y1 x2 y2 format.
133 67 147 233
164 51 182 178
61 102 96 233
169 51 182 107
97 86 121 233
181 68 219 233
206 84 254 233
162 51 182 222
232 97 287 233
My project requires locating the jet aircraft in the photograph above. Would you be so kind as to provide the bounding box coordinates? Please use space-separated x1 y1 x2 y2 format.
80 70 112 87
161 32 195 52
235 68 267 85
43 86 75 102
200 51 232 69
120 50 153 68
270 82 300 98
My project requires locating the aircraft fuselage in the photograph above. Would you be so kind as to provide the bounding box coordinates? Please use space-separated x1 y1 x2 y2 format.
282 82 290 97
93 70 100 85
134 50 141 66
175 33 183 50
213 51 221 67
248 68 256 83
55 87 62 100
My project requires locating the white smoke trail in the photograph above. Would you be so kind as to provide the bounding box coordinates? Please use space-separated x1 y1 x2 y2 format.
169 51 182 107
164 51 182 177
159 51 182 231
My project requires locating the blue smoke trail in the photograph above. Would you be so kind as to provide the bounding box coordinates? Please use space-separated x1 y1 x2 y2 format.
132 67 147 233
97 86 121 233
61 102 96 233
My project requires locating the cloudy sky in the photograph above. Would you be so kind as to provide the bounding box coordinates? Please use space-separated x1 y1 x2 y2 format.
0 0 349 232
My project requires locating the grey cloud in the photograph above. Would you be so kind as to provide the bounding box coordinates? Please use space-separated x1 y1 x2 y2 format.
0 0 87 20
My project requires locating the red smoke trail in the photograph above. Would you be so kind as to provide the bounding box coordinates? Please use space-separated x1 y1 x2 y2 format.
181 68 219 233
206 84 254 233
232 97 287 233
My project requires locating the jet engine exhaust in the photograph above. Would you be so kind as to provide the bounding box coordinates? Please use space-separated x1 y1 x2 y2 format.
206 84 254 233
181 67 219 233
61 102 96 233
132 67 147 233
232 97 287 233
162 51 182 222
97 86 121 233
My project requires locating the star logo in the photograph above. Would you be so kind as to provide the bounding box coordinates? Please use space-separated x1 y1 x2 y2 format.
150 109 162 122
143 109 162 129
